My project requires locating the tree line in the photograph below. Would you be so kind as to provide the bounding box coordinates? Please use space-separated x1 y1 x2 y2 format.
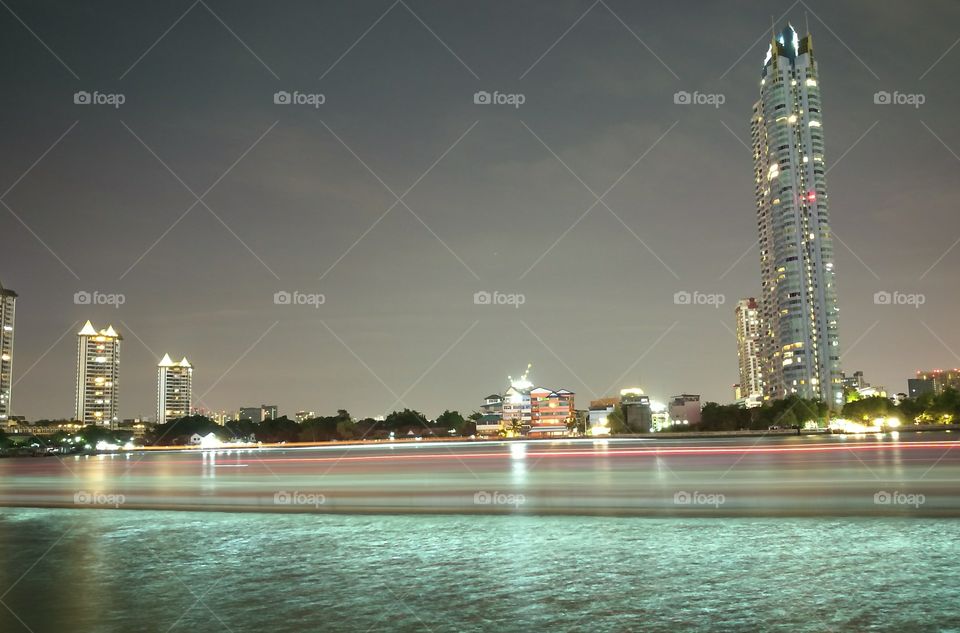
144 408 476 445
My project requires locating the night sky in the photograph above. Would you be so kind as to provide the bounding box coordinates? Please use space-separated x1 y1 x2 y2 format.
1 0 957 421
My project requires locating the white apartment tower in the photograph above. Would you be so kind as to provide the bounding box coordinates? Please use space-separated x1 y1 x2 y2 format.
0 282 16 420
752 24 842 407
157 354 193 424
75 321 122 426
735 298 763 406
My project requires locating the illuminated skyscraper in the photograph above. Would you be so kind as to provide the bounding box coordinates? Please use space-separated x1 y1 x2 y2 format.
752 23 842 406
157 354 193 424
75 321 122 426
734 298 763 407
0 282 16 420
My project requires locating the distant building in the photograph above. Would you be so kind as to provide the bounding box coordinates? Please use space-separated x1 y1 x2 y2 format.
669 394 701 425
211 410 233 425
529 387 575 435
620 388 652 431
475 413 502 436
734 298 763 407
842 370 885 399
239 407 262 423
75 321 122 427
908 378 934 398
915 369 960 395
0 282 15 421
588 404 615 433
842 370 866 391
294 411 315 423
586 389 653 433
157 354 193 424
480 394 503 416
261 404 279 420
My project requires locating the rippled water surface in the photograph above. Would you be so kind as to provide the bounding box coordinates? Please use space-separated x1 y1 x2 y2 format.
1 509 959 632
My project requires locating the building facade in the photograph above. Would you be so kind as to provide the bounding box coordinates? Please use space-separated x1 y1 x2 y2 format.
157 354 193 424
239 407 262 423
261 404 278 420
735 298 763 406
915 369 960 395
0 283 16 420
75 321 122 426
752 24 842 407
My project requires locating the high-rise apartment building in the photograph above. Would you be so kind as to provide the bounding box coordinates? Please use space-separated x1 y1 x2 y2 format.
735 298 763 407
0 282 16 420
157 354 193 424
752 23 842 406
75 321 122 426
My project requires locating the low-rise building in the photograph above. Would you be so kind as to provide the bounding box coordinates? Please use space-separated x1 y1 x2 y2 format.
669 394 701 425
479 366 574 437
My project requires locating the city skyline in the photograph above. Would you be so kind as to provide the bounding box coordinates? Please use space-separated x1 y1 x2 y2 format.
2 2 959 420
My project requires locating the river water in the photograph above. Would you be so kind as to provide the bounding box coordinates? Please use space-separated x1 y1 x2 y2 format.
1 509 959 632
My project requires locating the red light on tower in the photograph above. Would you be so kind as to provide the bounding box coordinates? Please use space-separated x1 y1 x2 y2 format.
806 191 817 202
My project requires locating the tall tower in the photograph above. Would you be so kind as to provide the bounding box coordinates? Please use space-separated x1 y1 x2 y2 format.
0 282 16 420
752 23 842 407
75 321 122 426
157 354 193 424
734 297 763 407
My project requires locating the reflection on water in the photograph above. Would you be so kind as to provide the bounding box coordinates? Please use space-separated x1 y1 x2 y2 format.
1 509 959 632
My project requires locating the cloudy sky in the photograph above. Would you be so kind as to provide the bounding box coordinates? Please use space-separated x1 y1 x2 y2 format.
1 0 958 421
